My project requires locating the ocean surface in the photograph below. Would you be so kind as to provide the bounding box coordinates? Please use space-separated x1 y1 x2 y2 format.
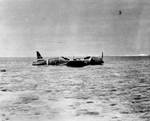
0 56 150 121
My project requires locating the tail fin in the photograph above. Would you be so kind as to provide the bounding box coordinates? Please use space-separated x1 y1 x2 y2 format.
36 51 43 59
102 51 103 59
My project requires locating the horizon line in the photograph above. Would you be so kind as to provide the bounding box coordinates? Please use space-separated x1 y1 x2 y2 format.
0 54 149 58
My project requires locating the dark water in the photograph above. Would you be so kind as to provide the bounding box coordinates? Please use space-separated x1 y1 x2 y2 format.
0 56 150 121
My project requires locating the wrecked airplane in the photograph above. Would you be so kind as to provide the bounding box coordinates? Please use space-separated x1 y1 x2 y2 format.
32 51 104 67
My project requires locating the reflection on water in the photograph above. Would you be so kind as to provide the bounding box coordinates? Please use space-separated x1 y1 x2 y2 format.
0 57 150 121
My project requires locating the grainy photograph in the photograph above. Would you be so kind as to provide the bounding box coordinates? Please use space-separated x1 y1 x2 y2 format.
0 0 150 121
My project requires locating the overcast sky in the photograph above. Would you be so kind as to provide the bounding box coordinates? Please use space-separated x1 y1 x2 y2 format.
0 0 150 57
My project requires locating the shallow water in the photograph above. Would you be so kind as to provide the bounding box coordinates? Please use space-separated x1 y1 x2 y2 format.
0 56 150 121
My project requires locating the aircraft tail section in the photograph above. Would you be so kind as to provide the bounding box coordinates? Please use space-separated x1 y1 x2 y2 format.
36 51 43 59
